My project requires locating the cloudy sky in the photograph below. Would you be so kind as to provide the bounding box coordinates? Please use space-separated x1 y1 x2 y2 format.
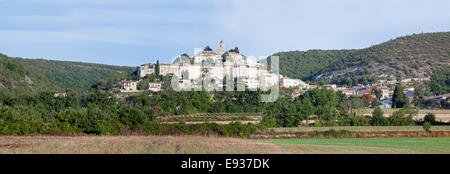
0 0 449 66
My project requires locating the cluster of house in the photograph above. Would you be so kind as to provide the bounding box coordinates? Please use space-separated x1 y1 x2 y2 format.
121 41 308 92
290 84 405 107
290 83 449 109
121 80 162 92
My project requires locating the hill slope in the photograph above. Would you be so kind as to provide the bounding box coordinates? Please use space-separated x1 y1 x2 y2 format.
0 53 59 93
0 53 135 93
273 32 450 84
19 58 135 92
270 49 356 80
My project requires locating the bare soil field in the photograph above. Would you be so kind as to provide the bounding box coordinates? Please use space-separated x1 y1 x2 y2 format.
157 113 262 124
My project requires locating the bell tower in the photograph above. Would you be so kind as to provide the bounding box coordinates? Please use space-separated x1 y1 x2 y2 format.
219 40 224 49
216 40 225 55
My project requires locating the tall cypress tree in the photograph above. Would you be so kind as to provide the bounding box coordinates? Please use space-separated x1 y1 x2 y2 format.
155 60 160 76
392 83 408 108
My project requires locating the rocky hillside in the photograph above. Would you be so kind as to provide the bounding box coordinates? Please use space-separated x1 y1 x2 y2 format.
273 32 450 85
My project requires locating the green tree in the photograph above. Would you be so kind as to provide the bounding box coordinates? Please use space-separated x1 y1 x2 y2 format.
372 89 382 100
229 47 240 53
204 46 212 51
392 83 408 108
423 113 436 125
137 79 149 90
371 107 387 126
155 60 160 76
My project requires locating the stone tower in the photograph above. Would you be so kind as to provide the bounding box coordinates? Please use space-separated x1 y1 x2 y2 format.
219 40 224 49
216 40 225 55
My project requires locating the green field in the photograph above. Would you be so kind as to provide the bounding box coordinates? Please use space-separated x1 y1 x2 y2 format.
269 126 450 132
258 137 450 154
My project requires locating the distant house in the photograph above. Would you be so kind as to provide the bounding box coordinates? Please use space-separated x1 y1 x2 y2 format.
137 64 156 78
291 89 304 99
122 80 138 91
380 99 392 109
405 90 414 102
325 84 337 90
424 93 450 102
341 89 355 96
352 86 368 96
280 77 307 88
356 89 372 96
54 92 67 98
381 89 390 99
148 82 162 92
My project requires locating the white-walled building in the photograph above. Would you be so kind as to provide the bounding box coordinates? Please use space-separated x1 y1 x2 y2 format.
244 78 260 89
280 77 306 88
148 82 162 92
122 80 138 91
137 64 155 78
136 41 303 91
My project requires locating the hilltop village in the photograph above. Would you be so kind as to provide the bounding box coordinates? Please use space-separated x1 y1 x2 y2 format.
118 41 448 109
121 41 308 92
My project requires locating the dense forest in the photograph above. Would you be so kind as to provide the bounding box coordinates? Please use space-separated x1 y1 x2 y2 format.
272 32 450 82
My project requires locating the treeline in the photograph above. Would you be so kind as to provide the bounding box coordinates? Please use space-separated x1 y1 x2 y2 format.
261 87 420 127
0 86 266 136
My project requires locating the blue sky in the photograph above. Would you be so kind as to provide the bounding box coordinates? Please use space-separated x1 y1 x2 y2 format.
0 0 449 66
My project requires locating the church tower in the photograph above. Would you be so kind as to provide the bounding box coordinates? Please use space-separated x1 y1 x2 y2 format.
216 40 225 55
219 40 224 49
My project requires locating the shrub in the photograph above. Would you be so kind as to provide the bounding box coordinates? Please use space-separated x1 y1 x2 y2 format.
388 109 415 126
351 116 370 126
118 105 148 130
260 116 276 128
423 113 436 125
371 107 388 126
0 106 43 135
313 120 323 127
51 108 85 134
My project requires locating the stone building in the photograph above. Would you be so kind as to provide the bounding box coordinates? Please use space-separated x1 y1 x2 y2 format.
136 41 306 91
121 80 138 91
148 82 162 92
